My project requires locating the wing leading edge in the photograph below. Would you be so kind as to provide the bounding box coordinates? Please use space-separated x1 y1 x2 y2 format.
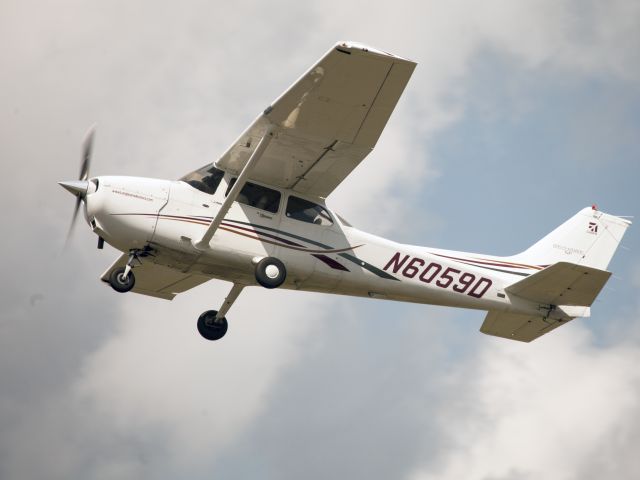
182 42 416 198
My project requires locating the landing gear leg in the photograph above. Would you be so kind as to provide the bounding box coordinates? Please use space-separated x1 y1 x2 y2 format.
197 283 244 341
109 249 143 293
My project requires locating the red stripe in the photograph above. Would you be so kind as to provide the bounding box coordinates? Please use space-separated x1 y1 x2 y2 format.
431 252 543 270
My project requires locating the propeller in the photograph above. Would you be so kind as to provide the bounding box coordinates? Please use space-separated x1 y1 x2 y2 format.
59 126 95 245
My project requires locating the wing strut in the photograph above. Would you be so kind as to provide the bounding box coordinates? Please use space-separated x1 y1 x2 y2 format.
194 125 274 250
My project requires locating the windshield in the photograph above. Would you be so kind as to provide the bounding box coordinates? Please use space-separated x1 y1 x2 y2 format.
180 165 224 195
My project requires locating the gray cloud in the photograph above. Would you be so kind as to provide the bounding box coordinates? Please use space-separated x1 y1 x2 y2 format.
1 1 638 479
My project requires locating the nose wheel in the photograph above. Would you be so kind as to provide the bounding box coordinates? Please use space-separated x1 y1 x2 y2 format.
109 266 136 292
108 248 151 293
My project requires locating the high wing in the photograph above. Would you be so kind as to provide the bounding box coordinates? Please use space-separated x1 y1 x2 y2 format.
182 41 416 199
101 254 210 300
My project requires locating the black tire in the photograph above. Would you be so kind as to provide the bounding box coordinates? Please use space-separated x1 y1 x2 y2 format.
109 267 135 293
255 257 287 289
197 310 228 341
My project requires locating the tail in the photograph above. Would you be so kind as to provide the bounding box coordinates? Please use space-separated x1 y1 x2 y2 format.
481 206 631 343
509 206 631 270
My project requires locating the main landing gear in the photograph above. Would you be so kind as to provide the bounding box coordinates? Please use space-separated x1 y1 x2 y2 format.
108 248 152 293
197 256 287 341
254 256 287 289
197 311 228 340
197 283 244 341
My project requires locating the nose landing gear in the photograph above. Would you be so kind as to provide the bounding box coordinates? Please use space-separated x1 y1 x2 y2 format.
109 266 135 292
108 248 152 293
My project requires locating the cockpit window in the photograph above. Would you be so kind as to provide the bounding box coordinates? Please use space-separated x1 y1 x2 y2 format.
180 165 224 195
226 178 281 213
286 196 333 226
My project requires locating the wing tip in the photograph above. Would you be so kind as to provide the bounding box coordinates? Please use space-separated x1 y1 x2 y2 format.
334 41 416 63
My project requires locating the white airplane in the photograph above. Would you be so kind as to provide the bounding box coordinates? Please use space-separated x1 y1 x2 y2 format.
60 42 631 342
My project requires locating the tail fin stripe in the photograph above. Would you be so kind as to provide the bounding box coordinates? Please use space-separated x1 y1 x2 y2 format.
430 252 543 270
455 261 531 277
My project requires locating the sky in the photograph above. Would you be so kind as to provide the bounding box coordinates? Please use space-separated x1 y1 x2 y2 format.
1 1 639 479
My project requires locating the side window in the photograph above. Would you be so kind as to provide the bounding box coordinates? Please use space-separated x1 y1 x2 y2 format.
286 196 333 226
226 178 281 214
181 166 224 195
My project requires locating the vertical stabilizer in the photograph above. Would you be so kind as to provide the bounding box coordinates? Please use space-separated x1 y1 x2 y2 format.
510 207 631 270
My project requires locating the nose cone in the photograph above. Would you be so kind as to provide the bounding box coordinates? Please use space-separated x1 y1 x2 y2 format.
59 180 89 197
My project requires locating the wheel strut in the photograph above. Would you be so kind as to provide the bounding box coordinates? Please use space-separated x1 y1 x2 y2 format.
197 283 245 341
108 247 153 294
122 247 153 279
214 283 244 322
122 252 136 279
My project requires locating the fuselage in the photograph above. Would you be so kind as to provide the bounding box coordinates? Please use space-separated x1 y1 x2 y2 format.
84 174 549 318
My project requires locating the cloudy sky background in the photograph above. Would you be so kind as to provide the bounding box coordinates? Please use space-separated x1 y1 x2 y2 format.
1 0 639 478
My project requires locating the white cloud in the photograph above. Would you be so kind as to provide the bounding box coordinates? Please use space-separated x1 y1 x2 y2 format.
410 325 640 480
74 285 324 471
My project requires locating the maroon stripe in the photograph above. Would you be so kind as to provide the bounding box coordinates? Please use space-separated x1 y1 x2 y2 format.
312 254 350 271
431 252 542 270
217 226 313 251
119 212 360 255
221 222 303 247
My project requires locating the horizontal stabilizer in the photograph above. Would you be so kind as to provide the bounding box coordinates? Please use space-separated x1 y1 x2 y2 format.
506 261 611 306
480 310 573 343
101 254 210 300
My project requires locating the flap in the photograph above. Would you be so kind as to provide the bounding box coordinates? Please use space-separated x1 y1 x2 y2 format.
101 254 210 301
